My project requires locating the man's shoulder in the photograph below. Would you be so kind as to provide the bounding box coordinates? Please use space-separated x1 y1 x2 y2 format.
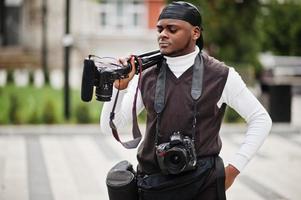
201 52 229 75
142 63 160 77
140 64 160 88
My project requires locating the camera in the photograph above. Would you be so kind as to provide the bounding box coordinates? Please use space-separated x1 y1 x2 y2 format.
81 50 162 102
156 132 197 175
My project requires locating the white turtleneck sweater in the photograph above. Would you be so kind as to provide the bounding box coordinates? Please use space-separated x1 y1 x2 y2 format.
100 46 272 172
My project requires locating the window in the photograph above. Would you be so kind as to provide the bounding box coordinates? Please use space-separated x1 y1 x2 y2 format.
98 0 146 32
0 0 23 46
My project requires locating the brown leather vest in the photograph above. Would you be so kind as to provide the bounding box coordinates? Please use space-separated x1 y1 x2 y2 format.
137 52 229 174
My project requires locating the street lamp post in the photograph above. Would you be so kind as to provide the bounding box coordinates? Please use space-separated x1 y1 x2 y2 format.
41 0 49 84
64 0 71 120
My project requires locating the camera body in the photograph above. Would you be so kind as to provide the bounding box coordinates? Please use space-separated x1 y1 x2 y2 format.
156 132 197 175
81 51 162 102
81 58 131 102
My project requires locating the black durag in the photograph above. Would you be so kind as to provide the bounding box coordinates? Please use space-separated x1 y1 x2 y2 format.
158 1 203 49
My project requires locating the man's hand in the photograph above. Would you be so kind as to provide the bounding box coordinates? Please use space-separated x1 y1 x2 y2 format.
114 56 136 90
224 164 240 191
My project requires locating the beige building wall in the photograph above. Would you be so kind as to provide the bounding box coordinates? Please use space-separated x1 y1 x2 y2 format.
16 0 159 88
21 0 41 50
35 0 158 69
46 0 65 70
70 0 158 88
70 0 158 67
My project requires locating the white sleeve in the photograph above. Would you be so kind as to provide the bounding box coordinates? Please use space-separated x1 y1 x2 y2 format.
218 67 272 172
100 75 145 134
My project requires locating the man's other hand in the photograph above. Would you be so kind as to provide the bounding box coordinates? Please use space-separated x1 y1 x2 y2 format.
225 164 240 191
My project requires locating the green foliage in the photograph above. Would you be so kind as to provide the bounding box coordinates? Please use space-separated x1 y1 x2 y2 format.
28 70 35 85
42 100 59 124
224 107 244 123
28 109 41 124
6 70 14 83
167 0 262 70
166 0 301 60
0 89 8 124
0 85 101 124
0 84 247 124
75 103 92 124
138 109 147 123
8 94 23 124
71 90 103 123
261 0 301 56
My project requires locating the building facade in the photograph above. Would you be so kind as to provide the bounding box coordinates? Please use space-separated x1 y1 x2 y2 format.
0 0 164 87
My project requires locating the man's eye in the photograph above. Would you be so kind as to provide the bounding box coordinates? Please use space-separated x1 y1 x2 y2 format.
168 27 177 33
157 27 163 33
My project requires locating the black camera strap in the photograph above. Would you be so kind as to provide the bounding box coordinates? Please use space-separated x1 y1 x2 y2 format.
154 53 204 145
154 59 166 145
109 56 143 149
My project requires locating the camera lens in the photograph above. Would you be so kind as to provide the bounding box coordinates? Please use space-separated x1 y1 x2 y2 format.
170 155 181 164
164 148 187 174
95 82 113 101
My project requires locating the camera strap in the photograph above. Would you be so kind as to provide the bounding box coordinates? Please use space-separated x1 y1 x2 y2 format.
154 53 204 145
109 56 144 149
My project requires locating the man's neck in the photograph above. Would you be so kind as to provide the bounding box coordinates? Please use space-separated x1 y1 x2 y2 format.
164 46 200 78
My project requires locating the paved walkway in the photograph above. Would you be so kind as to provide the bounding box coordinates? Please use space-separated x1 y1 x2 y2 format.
0 124 300 200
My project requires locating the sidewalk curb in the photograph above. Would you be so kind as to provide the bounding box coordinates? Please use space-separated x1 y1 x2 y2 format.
0 123 300 135
0 124 101 135
220 123 301 134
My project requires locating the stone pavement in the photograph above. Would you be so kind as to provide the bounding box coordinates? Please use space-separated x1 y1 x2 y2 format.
0 124 301 200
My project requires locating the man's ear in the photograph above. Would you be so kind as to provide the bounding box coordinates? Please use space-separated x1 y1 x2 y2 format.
192 26 201 42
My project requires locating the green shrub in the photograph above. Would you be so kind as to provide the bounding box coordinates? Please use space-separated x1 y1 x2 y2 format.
75 103 91 123
0 87 8 124
0 85 108 124
224 107 243 123
28 109 41 124
138 110 147 123
42 100 59 124
28 70 34 85
8 94 23 124
6 70 14 84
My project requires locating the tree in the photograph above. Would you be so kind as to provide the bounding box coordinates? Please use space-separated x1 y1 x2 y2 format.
167 0 263 71
261 0 301 56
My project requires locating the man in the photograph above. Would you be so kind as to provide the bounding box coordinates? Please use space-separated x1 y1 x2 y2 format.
101 1 272 199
